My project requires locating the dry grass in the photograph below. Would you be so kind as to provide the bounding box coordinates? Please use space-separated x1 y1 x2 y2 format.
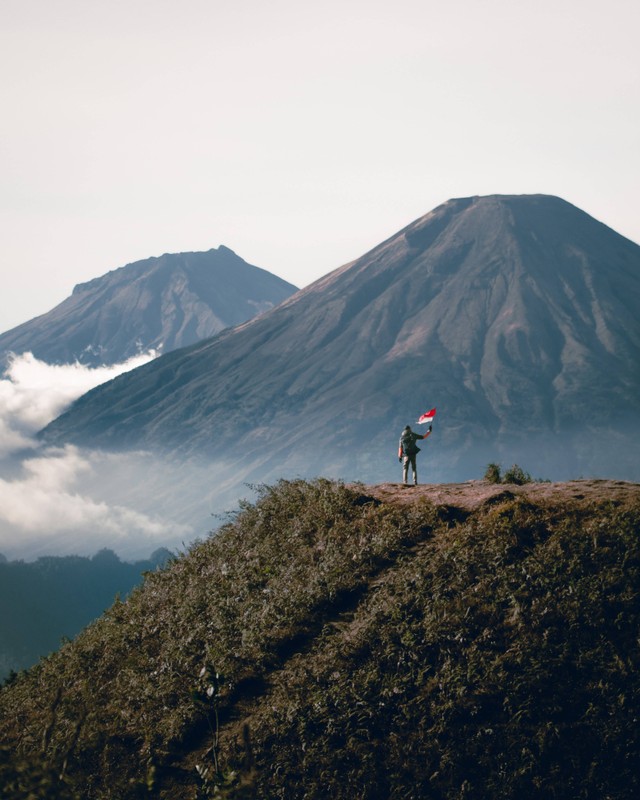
1 478 639 799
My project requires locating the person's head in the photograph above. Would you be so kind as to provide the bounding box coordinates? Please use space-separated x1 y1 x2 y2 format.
404 425 411 432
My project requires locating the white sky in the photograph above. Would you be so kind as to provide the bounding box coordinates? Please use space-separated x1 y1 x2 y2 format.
1 0 639 332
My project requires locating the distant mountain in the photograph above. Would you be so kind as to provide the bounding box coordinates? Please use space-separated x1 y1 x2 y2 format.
42 195 640 483
0 246 297 367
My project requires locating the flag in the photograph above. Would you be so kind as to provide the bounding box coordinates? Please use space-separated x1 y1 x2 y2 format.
417 407 436 425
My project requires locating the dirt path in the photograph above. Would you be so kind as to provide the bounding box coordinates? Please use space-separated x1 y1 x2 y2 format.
363 478 640 511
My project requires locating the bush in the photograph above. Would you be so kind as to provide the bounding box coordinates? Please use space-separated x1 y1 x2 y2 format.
484 463 532 485
484 462 502 483
2 479 639 799
0 748 81 799
502 463 532 485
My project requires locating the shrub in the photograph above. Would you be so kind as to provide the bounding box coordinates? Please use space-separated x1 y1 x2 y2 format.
502 463 532 485
484 463 533 485
484 462 502 483
0 748 81 799
1 479 639 799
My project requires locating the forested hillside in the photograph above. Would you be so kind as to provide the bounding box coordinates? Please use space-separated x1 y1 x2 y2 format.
0 548 171 681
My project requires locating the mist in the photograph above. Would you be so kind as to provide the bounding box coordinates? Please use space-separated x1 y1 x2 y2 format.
0 351 158 452
0 351 212 561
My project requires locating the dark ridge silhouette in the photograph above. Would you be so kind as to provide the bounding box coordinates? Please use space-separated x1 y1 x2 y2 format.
0 548 172 681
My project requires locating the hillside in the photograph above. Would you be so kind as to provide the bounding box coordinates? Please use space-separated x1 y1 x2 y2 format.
0 246 297 367
1 478 639 799
42 195 640 484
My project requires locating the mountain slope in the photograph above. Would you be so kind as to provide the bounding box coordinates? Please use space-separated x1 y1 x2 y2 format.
0 246 297 367
42 195 640 481
1 478 639 799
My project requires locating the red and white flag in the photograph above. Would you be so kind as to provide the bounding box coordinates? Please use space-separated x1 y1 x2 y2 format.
417 407 436 425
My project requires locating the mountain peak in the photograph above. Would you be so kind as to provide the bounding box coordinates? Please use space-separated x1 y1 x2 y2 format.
0 248 298 367
42 195 640 490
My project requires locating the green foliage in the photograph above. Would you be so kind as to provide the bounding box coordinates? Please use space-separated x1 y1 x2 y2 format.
484 462 502 483
0 747 81 799
484 463 533 485
1 478 639 799
502 463 532 485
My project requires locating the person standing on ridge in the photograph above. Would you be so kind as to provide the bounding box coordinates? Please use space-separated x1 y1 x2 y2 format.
398 424 432 485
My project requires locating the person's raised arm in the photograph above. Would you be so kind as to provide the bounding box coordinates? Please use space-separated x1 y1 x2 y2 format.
421 425 433 440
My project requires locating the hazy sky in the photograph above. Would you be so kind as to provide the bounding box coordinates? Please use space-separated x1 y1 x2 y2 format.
1 0 638 332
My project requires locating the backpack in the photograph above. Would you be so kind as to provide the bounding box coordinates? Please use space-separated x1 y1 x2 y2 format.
401 431 420 456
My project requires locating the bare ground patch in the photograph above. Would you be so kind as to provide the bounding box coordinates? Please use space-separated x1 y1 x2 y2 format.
362 478 640 511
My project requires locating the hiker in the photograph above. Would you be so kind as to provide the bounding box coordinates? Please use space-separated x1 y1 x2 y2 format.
398 424 432 485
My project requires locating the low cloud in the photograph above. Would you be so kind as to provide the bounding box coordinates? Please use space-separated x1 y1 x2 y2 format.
0 351 197 560
0 351 156 454
0 445 192 559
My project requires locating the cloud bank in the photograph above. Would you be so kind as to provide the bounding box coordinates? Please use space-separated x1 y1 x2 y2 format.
0 352 195 560
0 351 157 454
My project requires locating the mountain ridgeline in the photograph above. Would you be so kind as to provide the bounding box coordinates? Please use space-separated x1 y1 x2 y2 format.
0 246 297 367
42 195 640 484
1 478 639 798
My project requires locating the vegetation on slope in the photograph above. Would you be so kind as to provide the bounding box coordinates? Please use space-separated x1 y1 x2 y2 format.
1 478 639 799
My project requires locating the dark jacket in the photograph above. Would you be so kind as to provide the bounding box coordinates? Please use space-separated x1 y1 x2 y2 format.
398 427 430 458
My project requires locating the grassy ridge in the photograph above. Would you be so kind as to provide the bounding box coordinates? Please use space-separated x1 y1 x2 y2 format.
1 479 639 799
